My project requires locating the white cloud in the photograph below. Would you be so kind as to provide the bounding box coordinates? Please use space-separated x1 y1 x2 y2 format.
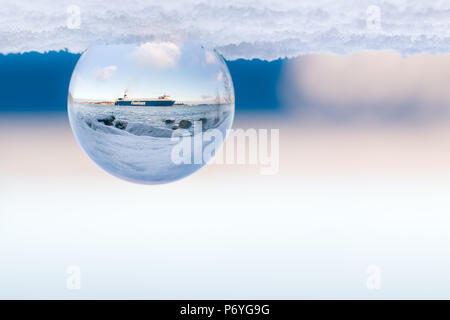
205 50 217 64
131 42 180 68
201 94 213 100
3 0 450 59
95 65 117 81
71 71 83 86
217 71 223 82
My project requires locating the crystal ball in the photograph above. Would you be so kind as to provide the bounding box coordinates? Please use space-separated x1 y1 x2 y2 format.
68 42 234 184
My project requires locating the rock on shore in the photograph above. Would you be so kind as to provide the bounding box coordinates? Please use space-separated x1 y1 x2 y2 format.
114 120 128 130
178 120 192 129
97 115 115 126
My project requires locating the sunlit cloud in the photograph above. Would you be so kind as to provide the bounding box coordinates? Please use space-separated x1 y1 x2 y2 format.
205 50 217 64
131 42 181 69
217 71 223 82
95 65 117 81
201 94 214 100
71 71 84 86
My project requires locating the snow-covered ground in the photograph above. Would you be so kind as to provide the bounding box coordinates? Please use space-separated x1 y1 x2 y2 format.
3 0 450 59
69 103 233 183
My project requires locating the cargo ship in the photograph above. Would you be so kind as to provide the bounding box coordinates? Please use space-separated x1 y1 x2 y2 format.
114 90 175 106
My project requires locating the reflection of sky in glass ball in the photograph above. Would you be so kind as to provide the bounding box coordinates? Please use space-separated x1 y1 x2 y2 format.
68 42 234 184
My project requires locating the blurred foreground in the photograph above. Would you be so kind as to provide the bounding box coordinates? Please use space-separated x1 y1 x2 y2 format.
1 114 450 299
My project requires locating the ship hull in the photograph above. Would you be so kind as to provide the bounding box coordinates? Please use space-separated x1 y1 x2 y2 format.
114 100 175 106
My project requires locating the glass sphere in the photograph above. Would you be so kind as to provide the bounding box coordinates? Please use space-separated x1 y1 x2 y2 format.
68 42 234 184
